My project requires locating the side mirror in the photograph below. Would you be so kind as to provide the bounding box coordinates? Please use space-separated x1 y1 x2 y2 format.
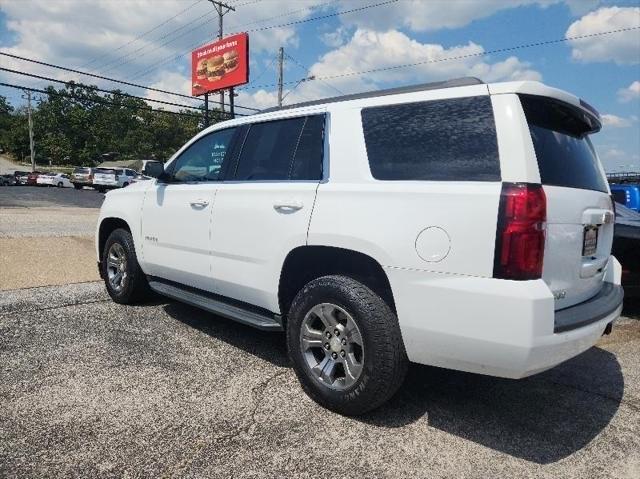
143 162 164 179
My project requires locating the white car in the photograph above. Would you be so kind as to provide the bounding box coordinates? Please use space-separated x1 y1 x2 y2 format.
92 168 138 192
36 172 73 188
96 78 623 415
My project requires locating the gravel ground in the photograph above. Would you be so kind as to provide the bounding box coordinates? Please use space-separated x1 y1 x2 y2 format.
0 282 639 478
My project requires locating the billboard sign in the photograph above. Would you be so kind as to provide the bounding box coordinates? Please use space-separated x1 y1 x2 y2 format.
191 33 249 96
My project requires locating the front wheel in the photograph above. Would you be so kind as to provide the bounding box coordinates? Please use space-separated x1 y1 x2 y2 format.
102 228 150 304
57 182 63 188
73 184 82 190
287 275 408 416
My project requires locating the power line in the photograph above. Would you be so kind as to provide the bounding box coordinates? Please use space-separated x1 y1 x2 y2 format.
125 0 334 79
0 81 204 118
0 51 260 111
284 52 344 95
130 0 380 80
315 26 640 82
83 0 206 69
100 0 264 76
240 26 640 91
0 67 203 111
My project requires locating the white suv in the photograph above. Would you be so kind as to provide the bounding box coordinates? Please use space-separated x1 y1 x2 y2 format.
92 167 138 192
96 78 623 415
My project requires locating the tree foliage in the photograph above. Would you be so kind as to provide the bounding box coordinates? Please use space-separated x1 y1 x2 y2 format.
0 83 226 166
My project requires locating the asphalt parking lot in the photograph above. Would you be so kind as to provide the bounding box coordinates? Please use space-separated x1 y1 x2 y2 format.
1 187 639 478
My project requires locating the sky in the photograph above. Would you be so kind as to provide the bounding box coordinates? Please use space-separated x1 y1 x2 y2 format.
0 0 638 172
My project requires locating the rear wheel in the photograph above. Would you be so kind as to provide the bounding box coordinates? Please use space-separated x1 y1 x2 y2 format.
57 182 63 188
73 184 82 190
287 275 407 416
102 228 150 304
122 182 129 188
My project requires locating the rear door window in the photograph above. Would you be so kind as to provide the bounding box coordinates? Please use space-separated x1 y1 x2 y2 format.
519 94 608 193
232 114 325 181
361 96 500 181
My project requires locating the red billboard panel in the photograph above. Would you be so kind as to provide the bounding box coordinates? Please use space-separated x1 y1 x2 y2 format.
191 33 249 96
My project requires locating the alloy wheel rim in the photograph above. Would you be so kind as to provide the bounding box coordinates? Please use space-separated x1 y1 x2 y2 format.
300 303 365 390
106 243 128 292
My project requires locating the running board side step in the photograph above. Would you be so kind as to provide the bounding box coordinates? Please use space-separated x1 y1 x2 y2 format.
148 279 283 331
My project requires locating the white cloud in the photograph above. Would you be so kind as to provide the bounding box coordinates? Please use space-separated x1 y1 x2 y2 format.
618 80 640 102
565 7 640 65
238 28 541 109
601 113 633 128
337 1 600 32
0 0 310 90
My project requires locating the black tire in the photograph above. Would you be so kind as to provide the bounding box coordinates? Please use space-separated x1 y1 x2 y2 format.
122 182 129 188
287 275 408 416
102 228 150 304
73 184 82 190
57 182 63 188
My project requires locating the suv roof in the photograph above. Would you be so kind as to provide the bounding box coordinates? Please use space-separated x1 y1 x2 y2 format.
261 77 485 113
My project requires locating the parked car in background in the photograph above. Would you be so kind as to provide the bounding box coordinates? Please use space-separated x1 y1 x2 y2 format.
0 174 14 185
26 171 42 185
613 202 640 298
71 167 94 190
36 172 73 188
15 171 30 185
92 167 138 192
610 184 640 212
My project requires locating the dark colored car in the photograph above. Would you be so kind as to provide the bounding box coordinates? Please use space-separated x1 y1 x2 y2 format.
71 167 94 190
613 202 640 298
0 174 14 186
27 171 42 185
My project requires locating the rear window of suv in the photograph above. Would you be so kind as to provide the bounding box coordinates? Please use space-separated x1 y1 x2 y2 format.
361 96 500 181
519 94 608 193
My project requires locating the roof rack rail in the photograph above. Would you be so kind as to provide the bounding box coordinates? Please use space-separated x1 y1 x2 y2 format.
260 77 485 113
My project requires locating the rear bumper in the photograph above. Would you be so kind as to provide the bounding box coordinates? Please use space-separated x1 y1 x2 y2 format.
386 256 623 379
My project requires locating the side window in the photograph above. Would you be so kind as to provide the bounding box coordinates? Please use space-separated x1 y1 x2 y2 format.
361 96 500 181
290 115 325 180
234 117 305 181
171 128 236 182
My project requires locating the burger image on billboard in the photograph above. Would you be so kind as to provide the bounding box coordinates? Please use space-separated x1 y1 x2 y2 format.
191 32 249 96
207 55 225 81
196 59 208 80
224 50 239 73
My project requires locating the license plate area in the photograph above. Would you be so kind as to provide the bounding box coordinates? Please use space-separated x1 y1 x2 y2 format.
582 226 598 257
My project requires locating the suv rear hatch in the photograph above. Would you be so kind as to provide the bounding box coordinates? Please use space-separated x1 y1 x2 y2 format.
94 168 117 183
520 94 614 310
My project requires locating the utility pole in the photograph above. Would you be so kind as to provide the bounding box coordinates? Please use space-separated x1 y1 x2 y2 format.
25 90 35 172
209 1 235 117
277 46 284 108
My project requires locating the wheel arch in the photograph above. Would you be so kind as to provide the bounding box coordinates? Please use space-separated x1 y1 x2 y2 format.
98 217 132 260
278 245 396 318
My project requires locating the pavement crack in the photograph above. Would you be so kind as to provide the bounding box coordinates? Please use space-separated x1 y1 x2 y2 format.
162 368 289 478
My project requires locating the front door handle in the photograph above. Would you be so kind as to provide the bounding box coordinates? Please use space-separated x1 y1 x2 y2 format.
273 200 304 212
190 199 209 208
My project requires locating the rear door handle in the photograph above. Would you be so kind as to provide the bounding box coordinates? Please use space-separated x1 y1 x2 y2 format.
273 200 303 212
189 199 209 208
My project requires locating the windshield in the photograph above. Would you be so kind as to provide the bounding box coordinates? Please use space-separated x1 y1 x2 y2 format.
520 94 608 193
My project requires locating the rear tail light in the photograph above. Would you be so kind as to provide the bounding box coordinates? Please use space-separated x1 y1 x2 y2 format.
493 183 546 280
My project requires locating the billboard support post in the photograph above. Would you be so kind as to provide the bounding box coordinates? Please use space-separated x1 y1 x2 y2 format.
204 92 209 127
